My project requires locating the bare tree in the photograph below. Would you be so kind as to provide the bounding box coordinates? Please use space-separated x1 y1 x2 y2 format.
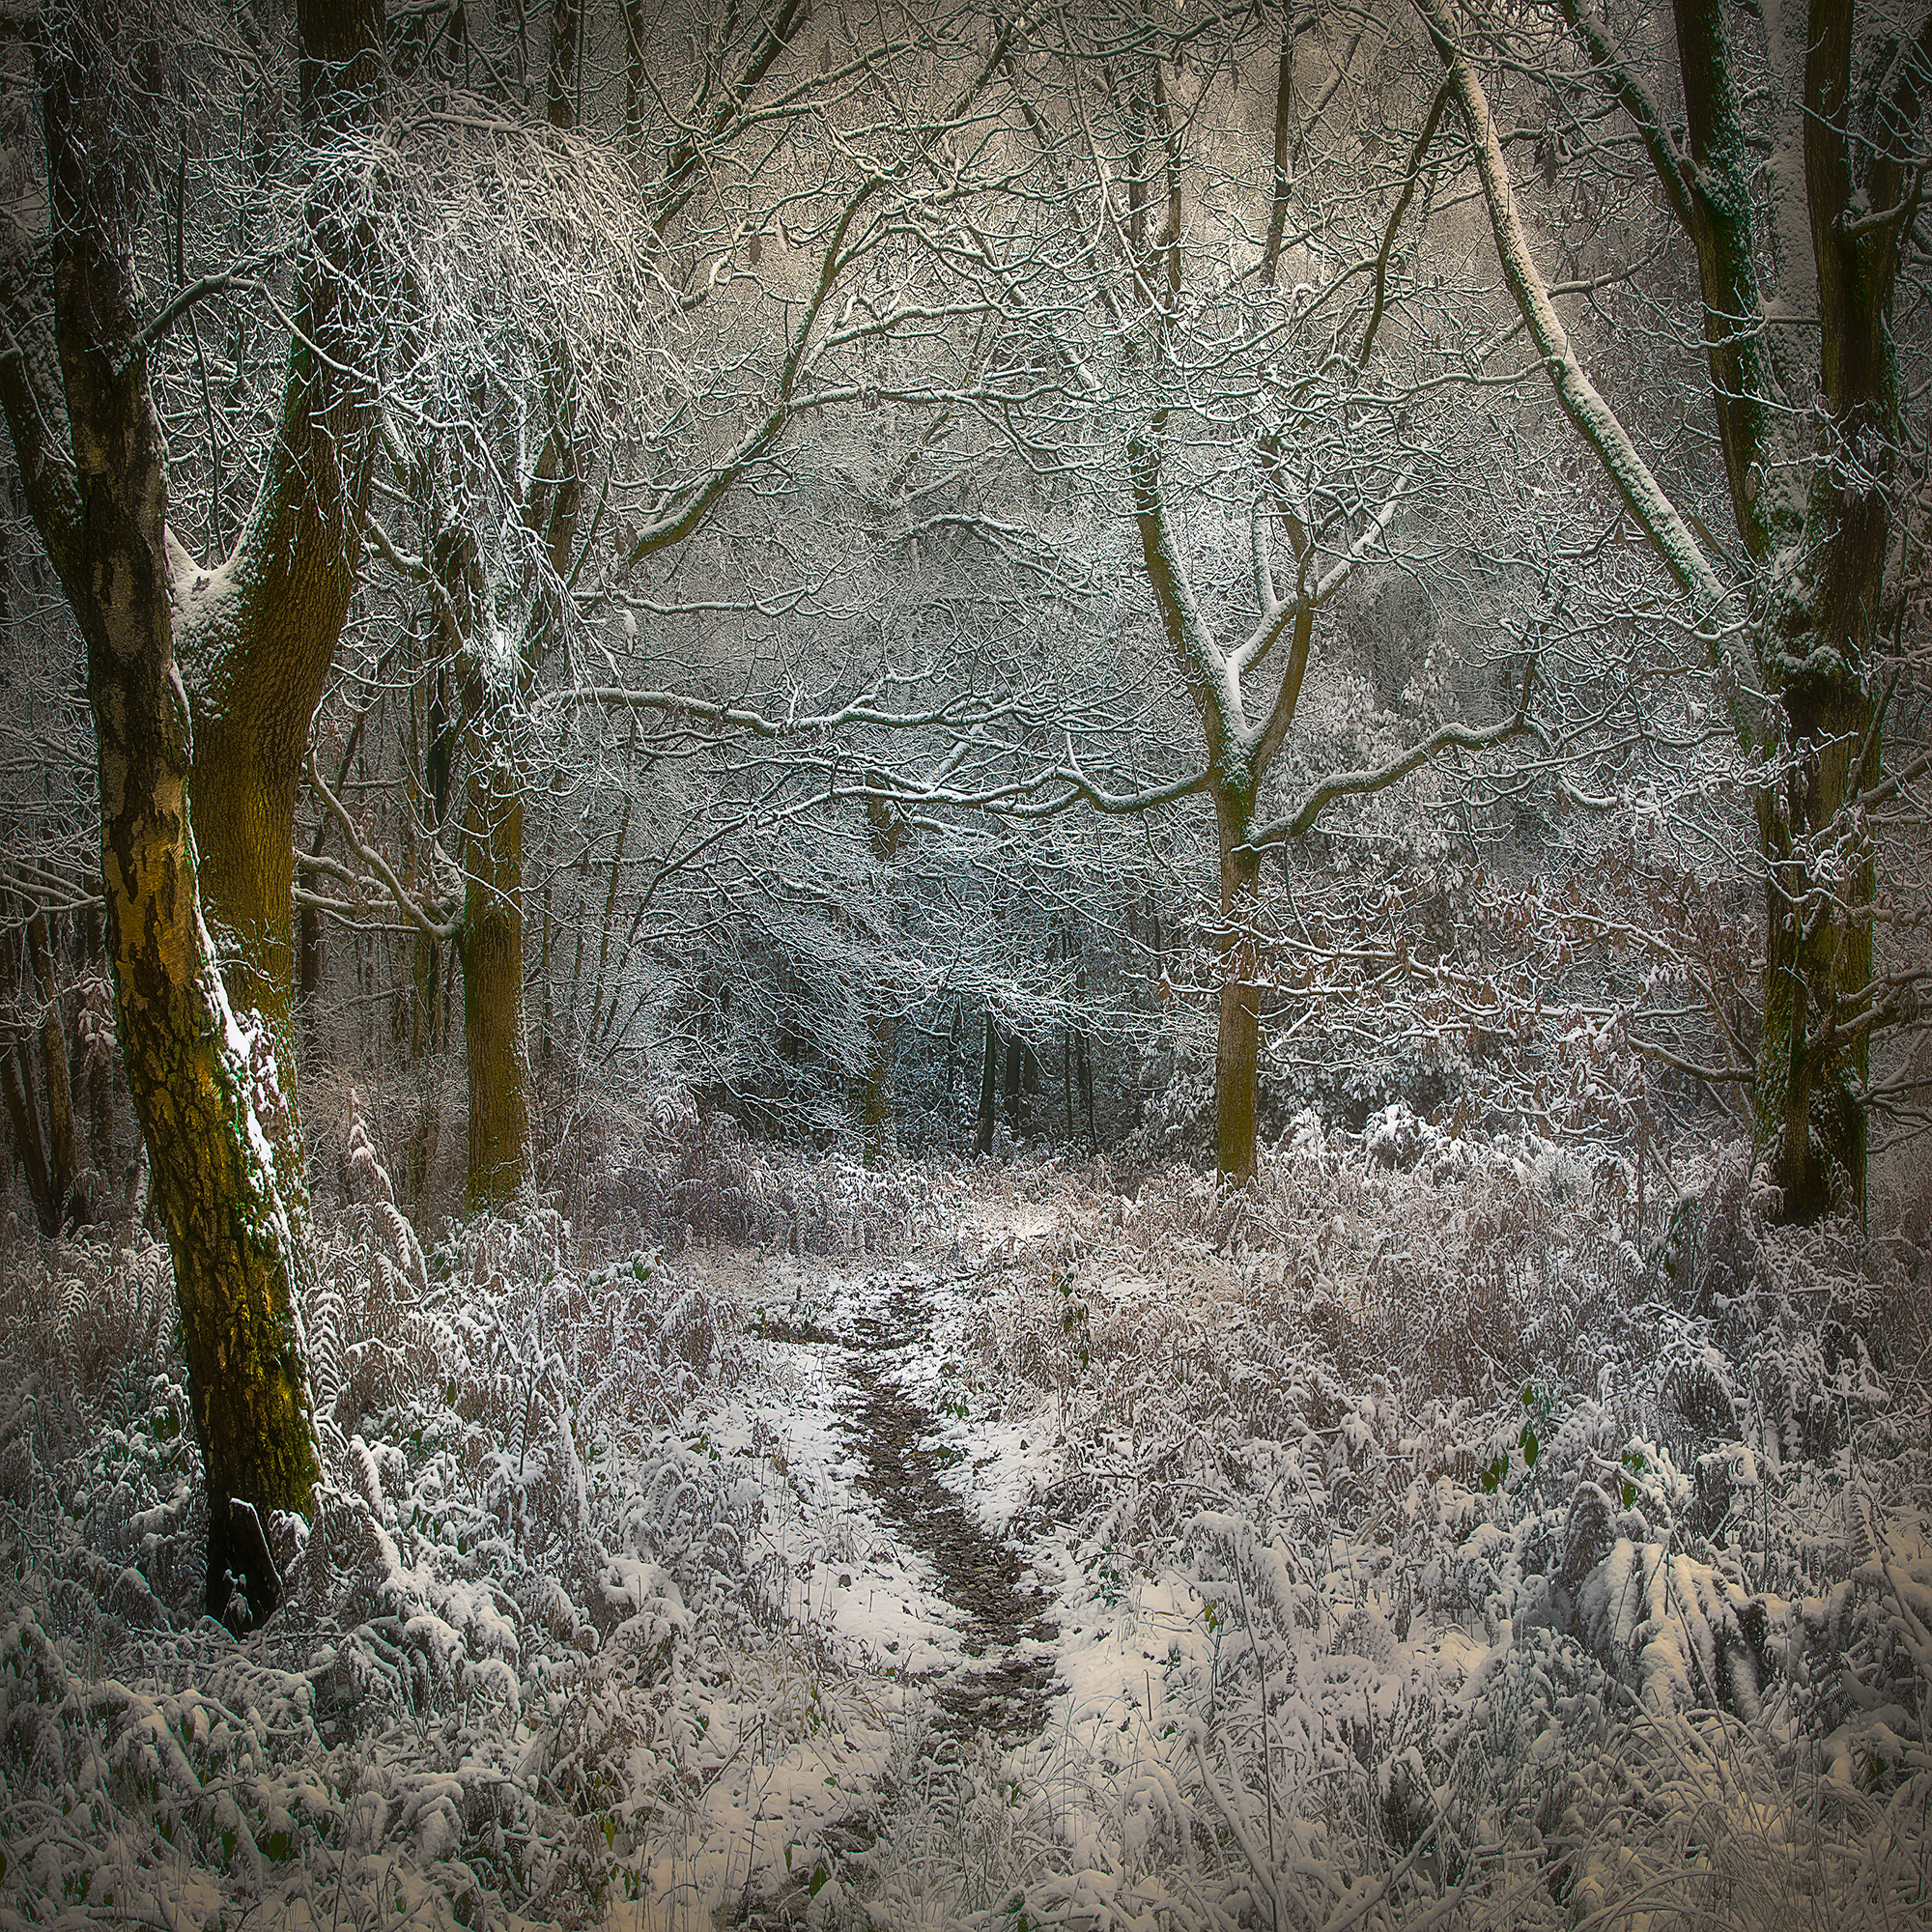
865 4 1550 1182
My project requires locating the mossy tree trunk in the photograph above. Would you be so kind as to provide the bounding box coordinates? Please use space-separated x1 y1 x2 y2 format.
179 0 385 1045
1213 787 1264 1186
460 720 529 1209
2 10 319 1627
427 517 529 1212
1741 0 1900 1223
444 185 582 1208
1456 0 1915 1222
1654 0 1897 1222
1130 419 1314 1191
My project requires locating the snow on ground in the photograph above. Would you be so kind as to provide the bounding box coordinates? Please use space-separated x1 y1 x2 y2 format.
1 1139 1927 1929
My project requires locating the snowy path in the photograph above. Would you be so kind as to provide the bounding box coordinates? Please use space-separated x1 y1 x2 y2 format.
625 1236 1094 1925
833 1270 1061 1749
724 1249 1065 1749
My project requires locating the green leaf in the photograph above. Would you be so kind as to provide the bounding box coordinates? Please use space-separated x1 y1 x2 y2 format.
1520 1423 1538 1468
810 1861 830 1897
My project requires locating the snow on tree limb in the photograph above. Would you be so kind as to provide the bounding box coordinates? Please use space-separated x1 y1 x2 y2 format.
304 752 463 943
1254 663 1544 848
1411 0 1725 612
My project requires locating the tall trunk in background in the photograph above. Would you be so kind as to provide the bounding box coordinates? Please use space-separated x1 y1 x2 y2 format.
0 7 319 1627
431 518 528 1211
26 911 77 1222
975 1014 998 1156
451 410 579 1208
407 660 456 1205
79 908 115 1179
182 0 385 1043
859 794 904 1168
461 724 528 1208
547 0 582 130
0 1036 54 1234
0 911 79 1235
446 0 582 1210
1003 1033 1024 1129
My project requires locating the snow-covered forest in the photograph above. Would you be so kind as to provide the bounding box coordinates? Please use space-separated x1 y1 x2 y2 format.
0 0 1927 1925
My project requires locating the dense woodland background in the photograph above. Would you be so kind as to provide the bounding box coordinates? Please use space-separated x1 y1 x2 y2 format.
0 0 1928 1926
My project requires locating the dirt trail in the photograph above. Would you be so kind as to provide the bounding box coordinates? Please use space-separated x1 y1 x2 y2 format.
836 1272 1060 1751
727 1264 1061 1926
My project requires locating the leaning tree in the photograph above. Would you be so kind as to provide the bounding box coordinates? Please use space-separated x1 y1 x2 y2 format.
1413 0 1931 1220
0 0 390 1625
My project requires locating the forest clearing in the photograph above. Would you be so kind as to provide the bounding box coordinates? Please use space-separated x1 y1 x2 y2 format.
1 0 1929 1923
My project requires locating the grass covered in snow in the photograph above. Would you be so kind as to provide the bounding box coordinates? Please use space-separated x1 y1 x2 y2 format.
0 1106 1926 1929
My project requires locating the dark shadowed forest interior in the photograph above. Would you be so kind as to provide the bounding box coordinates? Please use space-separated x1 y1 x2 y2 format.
0 0 1928 1925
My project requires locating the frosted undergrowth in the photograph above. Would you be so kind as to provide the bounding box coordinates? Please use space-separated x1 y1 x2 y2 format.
925 1126 1932 1931
0 1111 1925 1930
0 1112 942 1931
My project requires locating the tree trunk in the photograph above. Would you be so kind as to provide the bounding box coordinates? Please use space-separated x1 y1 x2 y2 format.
1745 0 1897 1225
1470 0 1907 1222
1076 960 1094 1150
185 0 385 1039
1214 786 1263 1186
975 1013 998 1156
461 721 528 1210
407 660 456 1205
445 273 580 1211
25 911 77 1225
860 793 903 1168
861 1016 896 1168
0 1038 54 1235
1754 672 1879 1223
5 18 320 1626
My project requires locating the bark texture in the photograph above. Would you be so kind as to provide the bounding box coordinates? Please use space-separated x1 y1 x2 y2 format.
1 912 79 1234
185 0 384 1037
1214 798 1264 1187
975 1014 998 1157
3 12 320 1626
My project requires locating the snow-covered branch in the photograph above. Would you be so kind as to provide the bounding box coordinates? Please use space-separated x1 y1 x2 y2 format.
304 753 462 942
1411 0 1725 612
1254 665 1544 849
